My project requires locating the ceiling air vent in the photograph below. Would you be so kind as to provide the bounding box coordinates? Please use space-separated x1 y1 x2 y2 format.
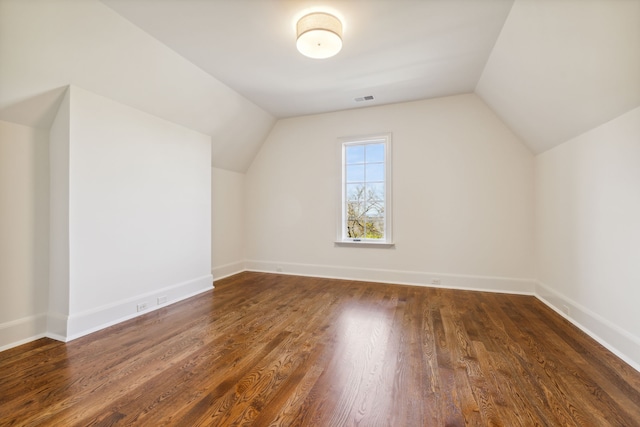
354 95 375 102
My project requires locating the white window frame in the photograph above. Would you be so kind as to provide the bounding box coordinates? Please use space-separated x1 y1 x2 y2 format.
336 133 394 247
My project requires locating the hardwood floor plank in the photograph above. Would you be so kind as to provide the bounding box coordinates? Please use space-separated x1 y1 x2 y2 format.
1 272 639 426
116 294 327 424
431 293 467 426
514 297 640 425
254 346 329 427
259 281 374 427
418 288 446 425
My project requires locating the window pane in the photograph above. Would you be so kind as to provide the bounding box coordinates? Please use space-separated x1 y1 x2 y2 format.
366 143 385 163
346 164 364 183
365 202 384 217
366 183 384 201
346 145 365 164
347 219 364 238
340 135 390 242
346 184 365 201
347 201 365 239
365 217 385 239
347 201 364 219
365 163 384 181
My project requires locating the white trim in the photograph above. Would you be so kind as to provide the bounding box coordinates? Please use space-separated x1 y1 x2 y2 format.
535 281 640 373
46 311 69 339
64 274 213 341
334 241 395 248
0 334 48 353
212 261 245 280
337 132 393 244
244 259 535 294
0 275 214 349
0 314 48 352
44 333 68 342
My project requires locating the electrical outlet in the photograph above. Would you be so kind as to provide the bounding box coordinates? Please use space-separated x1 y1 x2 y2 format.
276 266 283 272
157 296 167 305
431 278 441 285
562 305 570 315
137 302 148 312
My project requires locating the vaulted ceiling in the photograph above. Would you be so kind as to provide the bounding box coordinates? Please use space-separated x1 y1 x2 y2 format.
101 0 514 119
1 0 638 171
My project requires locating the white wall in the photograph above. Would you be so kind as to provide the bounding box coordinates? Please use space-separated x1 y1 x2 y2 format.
0 120 49 349
211 167 245 280
536 106 640 370
245 94 535 292
51 86 213 340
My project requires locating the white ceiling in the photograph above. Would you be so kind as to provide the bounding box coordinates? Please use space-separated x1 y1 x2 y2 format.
101 0 514 119
477 0 640 153
100 0 640 153
1 0 638 168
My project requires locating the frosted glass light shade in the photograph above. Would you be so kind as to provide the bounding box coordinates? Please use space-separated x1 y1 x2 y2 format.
296 12 343 59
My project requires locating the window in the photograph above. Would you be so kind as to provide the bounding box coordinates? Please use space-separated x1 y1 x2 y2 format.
338 134 392 245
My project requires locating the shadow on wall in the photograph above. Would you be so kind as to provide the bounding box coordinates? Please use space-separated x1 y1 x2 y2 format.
0 86 69 130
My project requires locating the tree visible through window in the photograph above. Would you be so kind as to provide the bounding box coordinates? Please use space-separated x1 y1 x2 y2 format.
340 135 391 242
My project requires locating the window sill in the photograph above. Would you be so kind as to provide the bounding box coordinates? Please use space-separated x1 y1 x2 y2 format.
334 241 395 249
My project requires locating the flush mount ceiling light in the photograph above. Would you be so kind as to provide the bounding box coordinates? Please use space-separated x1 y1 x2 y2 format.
296 12 343 59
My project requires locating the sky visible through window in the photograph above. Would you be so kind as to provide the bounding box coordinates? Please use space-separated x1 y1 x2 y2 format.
344 142 386 239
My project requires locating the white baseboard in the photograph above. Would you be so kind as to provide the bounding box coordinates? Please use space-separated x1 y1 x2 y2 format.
44 332 68 342
212 261 245 281
46 311 69 339
0 314 47 352
535 281 640 372
244 260 536 295
63 274 214 341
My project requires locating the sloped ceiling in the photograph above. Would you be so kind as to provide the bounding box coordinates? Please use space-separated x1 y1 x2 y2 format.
0 0 275 172
1 0 638 171
476 0 640 153
100 0 640 154
100 0 514 119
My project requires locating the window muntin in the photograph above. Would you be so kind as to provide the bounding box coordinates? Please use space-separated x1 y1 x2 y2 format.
340 135 392 243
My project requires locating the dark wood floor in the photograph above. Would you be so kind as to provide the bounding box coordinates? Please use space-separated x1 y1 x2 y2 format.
2 272 640 426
